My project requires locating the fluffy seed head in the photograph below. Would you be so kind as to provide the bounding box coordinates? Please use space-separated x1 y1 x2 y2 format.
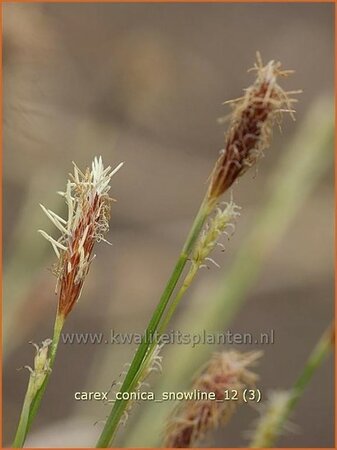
165 350 261 448
208 52 299 203
39 156 123 317
249 390 292 448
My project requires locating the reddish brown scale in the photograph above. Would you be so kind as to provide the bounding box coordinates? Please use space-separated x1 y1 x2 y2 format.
58 194 103 317
210 82 274 199
41 157 121 319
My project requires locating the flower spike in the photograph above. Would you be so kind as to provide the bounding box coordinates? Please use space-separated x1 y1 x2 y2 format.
39 156 123 317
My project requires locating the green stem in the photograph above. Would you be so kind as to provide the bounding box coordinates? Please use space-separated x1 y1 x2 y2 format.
96 197 211 448
250 323 334 448
128 281 193 416
158 283 190 335
289 324 334 412
12 313 65 448
11 386 32 448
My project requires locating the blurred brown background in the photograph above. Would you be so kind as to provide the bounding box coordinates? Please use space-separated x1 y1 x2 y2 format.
3 3 334 448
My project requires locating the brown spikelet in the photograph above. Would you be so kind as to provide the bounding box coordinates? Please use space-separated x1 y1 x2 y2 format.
57 188 108 317
208 52 299 202
39 157 123 318
165 351 261 448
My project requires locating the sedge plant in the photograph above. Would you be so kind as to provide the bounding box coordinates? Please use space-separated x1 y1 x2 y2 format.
12 157 123 448
124 95 333 448
96 52 300 447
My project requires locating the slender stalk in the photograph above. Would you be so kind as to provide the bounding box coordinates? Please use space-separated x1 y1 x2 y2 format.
11 384 33 448
12 313 65 448
158 282 189 336
250 323 334 448
121 282 193 428
115 279 204 443
96 197 211 447
288 324 334 412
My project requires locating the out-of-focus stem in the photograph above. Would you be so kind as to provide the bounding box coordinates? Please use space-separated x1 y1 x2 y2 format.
250 323 334 448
